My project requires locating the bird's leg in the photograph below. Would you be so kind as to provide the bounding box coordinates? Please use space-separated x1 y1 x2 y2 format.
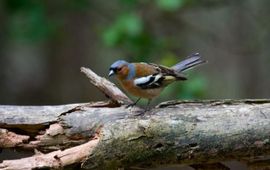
147 99 152 106
145 99 152 111
126 98 141 108
133 97 142 106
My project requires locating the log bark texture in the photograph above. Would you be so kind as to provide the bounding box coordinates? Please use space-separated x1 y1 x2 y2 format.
0 99 270 169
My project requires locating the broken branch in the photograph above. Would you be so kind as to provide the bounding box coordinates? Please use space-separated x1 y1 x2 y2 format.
80 67 132 104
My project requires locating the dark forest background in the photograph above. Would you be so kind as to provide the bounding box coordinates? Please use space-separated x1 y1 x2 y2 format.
0 0 270 105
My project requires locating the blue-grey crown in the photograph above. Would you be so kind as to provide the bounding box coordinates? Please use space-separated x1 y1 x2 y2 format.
110 60 129 69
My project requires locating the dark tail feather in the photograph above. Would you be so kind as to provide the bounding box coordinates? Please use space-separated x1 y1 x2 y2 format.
171 53 207 72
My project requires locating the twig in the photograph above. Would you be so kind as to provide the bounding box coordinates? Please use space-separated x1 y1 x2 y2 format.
80 67 132 105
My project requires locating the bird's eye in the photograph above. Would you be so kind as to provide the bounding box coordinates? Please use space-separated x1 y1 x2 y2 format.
117 67 122 72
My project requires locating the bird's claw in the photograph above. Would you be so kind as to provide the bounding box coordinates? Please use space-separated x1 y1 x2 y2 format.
125 103 136 108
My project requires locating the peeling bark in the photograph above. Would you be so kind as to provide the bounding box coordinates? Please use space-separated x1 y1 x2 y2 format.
0 100 270 169
0 137 99 170
0 129 29 148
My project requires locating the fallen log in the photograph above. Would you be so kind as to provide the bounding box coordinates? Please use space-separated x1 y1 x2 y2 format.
0 68 270 170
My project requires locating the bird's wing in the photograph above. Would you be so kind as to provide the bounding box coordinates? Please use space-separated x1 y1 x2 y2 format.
133 63 187 89
134 73 165 89
148 63 187 81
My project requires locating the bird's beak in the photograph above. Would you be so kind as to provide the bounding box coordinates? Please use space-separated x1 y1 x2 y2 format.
108 70 115 77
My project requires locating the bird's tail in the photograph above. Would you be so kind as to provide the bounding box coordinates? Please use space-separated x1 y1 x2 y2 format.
171 53 207 72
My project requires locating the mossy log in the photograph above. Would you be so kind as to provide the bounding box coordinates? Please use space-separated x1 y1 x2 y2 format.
0 99 270 169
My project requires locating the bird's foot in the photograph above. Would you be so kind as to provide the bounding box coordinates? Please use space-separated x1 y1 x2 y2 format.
125 98 141 108
125 103 136 108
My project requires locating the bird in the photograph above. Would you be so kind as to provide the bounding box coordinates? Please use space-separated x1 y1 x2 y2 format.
108 53 207 107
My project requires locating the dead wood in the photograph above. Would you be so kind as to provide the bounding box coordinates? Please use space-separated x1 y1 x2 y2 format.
0 67 270 169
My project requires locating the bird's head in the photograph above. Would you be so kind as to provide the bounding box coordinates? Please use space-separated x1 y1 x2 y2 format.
109 60 130 79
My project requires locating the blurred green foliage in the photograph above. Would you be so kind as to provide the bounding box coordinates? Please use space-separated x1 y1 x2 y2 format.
2 0 270 104
156 0 185 11
2 0 207 103
4 0 90 42
103 13 143 47
5 0 52 42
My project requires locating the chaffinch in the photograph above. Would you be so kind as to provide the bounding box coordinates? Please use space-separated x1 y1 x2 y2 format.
109 53 206 106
